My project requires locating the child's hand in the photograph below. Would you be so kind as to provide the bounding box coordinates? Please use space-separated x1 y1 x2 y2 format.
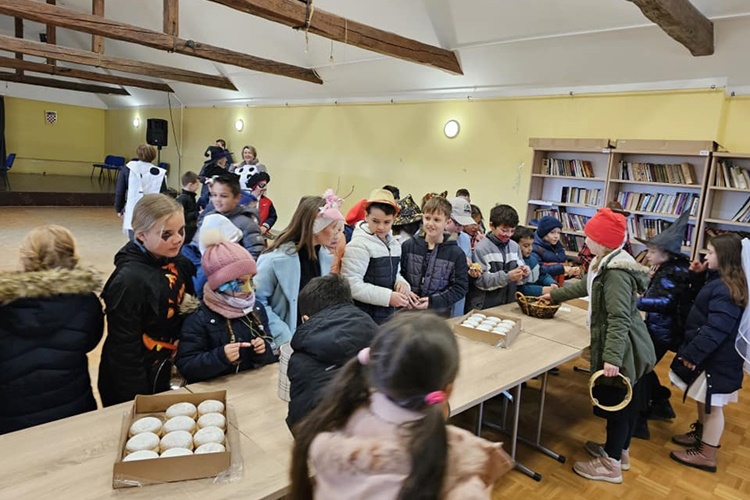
468 267 482 278
224 342 253 363
679 357 696 371
537 293 553 304
260 226 269 235
407 292 421 309
541 285 558 295
689 260 708 273
520 265 531 277
603 362 620 377
413 297 429 310
508 268 525 282
250 337 266 354
395 282 410 294
389 292 410 308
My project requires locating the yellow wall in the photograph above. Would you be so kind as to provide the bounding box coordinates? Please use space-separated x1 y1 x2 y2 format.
5 97 105 176
10 89 750 228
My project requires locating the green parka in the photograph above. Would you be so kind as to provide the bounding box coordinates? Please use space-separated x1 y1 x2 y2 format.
550 249 656 384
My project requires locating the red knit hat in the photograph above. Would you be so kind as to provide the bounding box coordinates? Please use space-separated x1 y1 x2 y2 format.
584 208 627 249
200 228 257 290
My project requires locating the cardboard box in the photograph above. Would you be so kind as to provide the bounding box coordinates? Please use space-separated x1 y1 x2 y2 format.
453 309 522 348
113 390 235 488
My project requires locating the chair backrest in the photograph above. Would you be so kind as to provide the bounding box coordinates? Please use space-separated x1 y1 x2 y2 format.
111 156 126 167
4 153 15 170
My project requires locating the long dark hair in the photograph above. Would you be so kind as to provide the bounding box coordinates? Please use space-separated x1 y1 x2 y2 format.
266 196 324 259
289 312 459 500
711 233 748 308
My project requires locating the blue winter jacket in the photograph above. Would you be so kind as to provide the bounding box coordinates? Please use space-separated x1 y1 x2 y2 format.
531 233 566 278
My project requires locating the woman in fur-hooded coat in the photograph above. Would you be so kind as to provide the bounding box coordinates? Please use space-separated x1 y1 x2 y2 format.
0 267 103 434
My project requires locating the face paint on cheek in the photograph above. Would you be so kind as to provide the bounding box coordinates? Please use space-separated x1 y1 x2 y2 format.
161 232 171 242
178 227 185 238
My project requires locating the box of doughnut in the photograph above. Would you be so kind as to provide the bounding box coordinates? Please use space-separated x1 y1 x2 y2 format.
113 390 236 488
453 310 521 348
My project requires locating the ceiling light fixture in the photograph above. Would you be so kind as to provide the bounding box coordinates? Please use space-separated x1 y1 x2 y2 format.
235 119 244 132
132 117 140 128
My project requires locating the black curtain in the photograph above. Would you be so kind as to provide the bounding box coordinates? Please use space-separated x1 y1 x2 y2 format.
0 96 6 166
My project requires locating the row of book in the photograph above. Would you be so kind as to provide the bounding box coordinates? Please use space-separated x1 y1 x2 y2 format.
704 227 750 241
533 208 591 232
715 161 750 189
618 161 698 185
560 187 602 206
561 234 584 253
616 191 699 216
541 158 596 178
627 217 693 247
730 196 750 223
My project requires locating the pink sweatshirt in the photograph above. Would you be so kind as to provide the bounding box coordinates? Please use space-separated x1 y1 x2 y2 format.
309 392 513 499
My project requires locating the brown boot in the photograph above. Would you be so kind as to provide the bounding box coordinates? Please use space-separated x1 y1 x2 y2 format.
672 421 703 447
670 441 719 472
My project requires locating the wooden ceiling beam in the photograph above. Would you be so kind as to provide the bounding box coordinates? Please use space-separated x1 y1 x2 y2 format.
627 0 713 56
0 71 130 95
46 0 57 65
207 0 463 74
164 0 179 36
0 35 237 90
92 0 104 54
0 0 322 84
14 17 22 75
0 56 174 92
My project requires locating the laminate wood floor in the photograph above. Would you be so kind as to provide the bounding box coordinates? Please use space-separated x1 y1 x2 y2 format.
2 207 748 499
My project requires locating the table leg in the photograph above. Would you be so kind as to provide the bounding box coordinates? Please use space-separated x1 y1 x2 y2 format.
476 401 484 436
516 371 567 464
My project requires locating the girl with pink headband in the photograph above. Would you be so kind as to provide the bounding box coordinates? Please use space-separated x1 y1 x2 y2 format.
290 312 512 499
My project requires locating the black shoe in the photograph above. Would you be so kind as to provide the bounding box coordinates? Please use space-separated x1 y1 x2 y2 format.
648 399 676 420
632 418 651 440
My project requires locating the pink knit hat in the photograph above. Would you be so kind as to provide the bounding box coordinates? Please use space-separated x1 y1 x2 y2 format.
200 229 257 290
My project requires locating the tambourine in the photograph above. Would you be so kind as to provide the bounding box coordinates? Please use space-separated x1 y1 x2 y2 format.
588 370 633 412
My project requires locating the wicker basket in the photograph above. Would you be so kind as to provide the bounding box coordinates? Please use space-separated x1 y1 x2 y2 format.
515 292 561 319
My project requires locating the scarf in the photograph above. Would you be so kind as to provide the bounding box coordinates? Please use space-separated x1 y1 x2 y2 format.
203 284 255 319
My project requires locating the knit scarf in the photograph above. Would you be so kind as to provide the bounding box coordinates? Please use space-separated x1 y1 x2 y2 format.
203 284 255 319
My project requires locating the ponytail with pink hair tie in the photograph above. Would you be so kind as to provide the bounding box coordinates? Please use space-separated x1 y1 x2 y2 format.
313 189 345 234
424 391 447 406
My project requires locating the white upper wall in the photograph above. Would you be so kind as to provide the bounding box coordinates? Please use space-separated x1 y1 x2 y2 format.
0 0 749 108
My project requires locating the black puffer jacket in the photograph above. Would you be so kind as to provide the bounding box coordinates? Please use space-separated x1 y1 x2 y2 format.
286 303 377 433
0 267 103 434
637 255 693 351
671 274 744 409
400 232 469 315
98 242 195 407
176 298 277 383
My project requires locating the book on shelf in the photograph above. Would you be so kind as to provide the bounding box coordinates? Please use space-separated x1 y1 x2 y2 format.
628 216 693 247
530 208 590 233
560 187 601 206
705 226 750 241
561 233 585 253
542 158 595 178
717 160 750 189
616 191 699 216
618 161 697 185
730 196 750 223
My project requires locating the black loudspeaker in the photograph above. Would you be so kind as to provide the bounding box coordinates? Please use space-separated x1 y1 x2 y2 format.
146 118 168 147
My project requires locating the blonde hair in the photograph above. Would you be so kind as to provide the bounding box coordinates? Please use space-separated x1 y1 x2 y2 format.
132 194 182 241
136 144 157 163
19 225 79 271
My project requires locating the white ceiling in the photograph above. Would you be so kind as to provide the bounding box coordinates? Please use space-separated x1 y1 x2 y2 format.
0 0 749 109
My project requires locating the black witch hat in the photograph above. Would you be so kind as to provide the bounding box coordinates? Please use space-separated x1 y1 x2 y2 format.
635 210 690 255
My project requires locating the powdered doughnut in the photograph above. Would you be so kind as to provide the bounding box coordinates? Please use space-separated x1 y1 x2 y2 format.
197 413 226 430
128 416 163 437
165 402 197 419
160 447 193 458
160 430 194 452
195 442 226 454
163 415 196 434
123 450 159 462
125 432 160 454
193 426 225 447
197 399 225 416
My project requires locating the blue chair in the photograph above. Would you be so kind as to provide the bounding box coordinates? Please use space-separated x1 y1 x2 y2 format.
91 155 126 182
0 153 15 190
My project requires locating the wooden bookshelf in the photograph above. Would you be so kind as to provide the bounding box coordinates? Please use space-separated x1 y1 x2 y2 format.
526 138 612 259
606 140 716 259
696 152 750 255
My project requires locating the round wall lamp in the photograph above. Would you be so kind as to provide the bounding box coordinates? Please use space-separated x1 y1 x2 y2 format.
132 117 141 128
235 119 244 132
444 119 460 139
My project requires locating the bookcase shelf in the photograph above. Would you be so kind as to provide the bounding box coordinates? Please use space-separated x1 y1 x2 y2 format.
703 218 750 229
528 138 717 261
